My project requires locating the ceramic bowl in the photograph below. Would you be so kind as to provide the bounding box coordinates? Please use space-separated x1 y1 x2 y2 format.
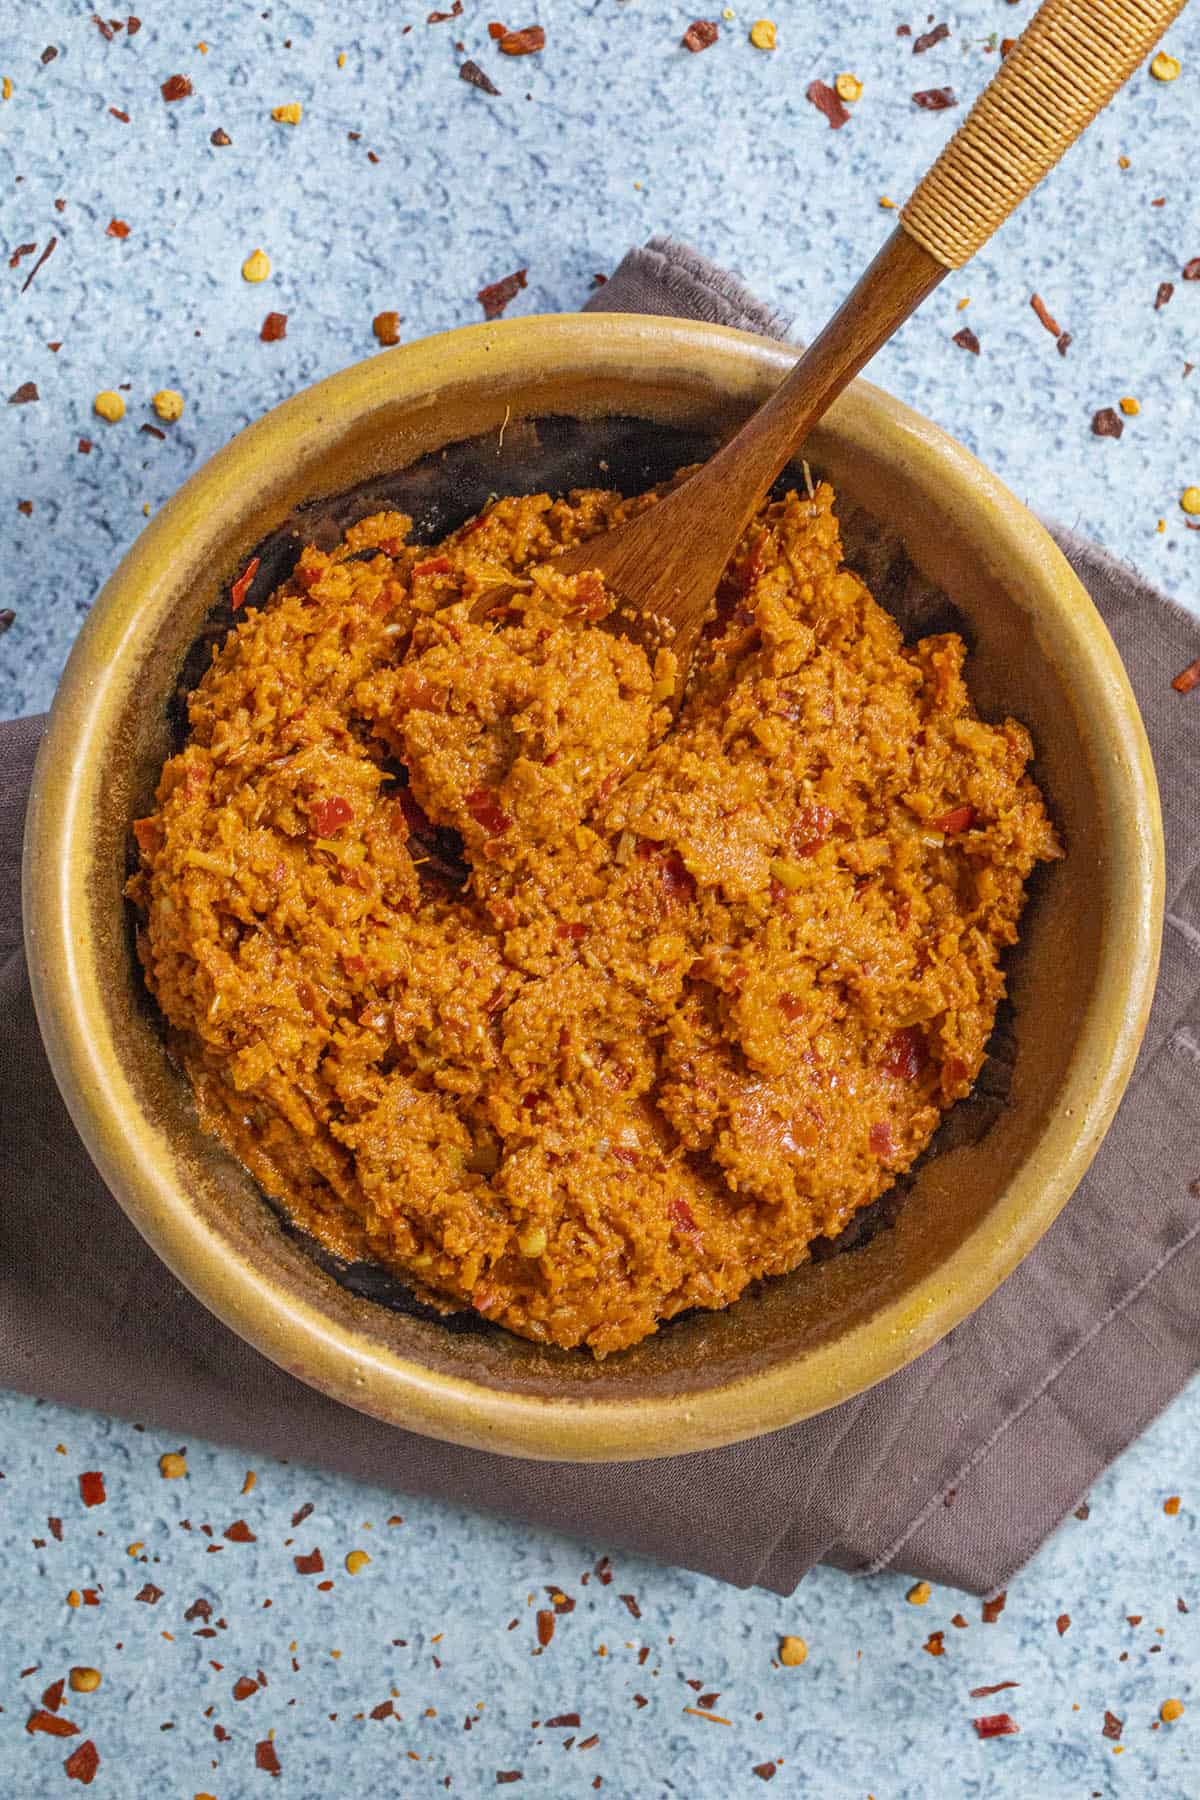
24 315 1163 1460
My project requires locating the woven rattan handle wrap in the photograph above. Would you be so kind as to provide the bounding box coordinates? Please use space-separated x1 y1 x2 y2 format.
900 0 1188 269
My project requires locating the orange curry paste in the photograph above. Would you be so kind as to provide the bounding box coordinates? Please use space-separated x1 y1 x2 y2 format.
128 479 1060 1354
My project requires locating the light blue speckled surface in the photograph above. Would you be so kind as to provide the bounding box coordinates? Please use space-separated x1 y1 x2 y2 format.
2 2 1198 1794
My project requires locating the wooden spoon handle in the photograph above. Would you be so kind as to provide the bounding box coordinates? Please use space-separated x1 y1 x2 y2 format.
901 0 1187 269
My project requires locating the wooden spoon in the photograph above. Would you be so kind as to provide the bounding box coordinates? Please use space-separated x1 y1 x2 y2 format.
541 0 1187 695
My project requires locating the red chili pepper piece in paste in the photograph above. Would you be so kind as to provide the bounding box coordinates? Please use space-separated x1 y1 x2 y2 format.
935 803 975 834
230 555 260 609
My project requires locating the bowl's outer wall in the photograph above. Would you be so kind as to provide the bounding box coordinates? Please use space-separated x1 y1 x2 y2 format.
24 316 1164 1460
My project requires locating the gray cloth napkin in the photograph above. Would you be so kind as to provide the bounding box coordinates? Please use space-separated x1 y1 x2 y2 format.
3 240 1198 1597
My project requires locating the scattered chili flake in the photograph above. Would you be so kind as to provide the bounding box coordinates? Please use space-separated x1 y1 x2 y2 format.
161 74 193 102
9 382 38 404
633 1694 648 1707
292 1502 314 1527
109 107 130 121
93 14 115 38
43 1678 66 1712
684 1707 733 1725
1182 259 1200 281
373 310 401 346
488 21 508 38
913 21 950 52
752 1765 778 1782
1055 331 1072 356
682 20 719 52
9 242 36 268
77 438 94 455
914 86 957 108
234 1676 259 1701
17 499 33 516
545 1713 581 1728
185 1598 212 1622
128 16 141 32
1103 1710 1123 1740
952 327 980 354
1053 1612 1071 1635
970 1681 1020 1697
82 1590 100 1606
973 1713 1019 1738
224 1520 256 1543
230 555 261 610
64 1740 100 1785
951 1614 969 1629
140 422 165 440
897 22 912 33
1030 293 1061 337
79 1471 106 1508
477 269 527 318
260 311 287 341
1074 1501 1090 1519
428 0 464 17
806 79 849 127
595 1555 613 1585
22 235 58 292
106 218 130 239
294 1548 325 1574
981 1591 1007 1623
256 1738 282 1775
1091 407 1123 439
536 1610 555 1647
499 26 545 54
496 1775 523 1786
42 43 60 62
923 1631 946 1656
47 1515 64 1541
619 1594 642 1620
211 127 231 145
460 59 501 94
27 1709 80 1737
136 1583 163 1604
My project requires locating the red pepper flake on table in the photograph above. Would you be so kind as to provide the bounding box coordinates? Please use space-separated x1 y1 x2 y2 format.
255 1738 282 1776
477 268 527 318
428 0 464 18
64 1740 100 1785
9 381 39 404
1103 1710 1123 1740
923 1631 946 1656
294 1547 325 1574
27 1708 80 1737
106 218 130 239
372 309 401 346
78 1471 106 1507
161 73 193 102
1029 292 1062 338
1183 259 1200 281
752 1763 778 1781
42 1677 66 1712
8 241 36 267
499 26 545 54
970 1681 1019 1697
1172 655 1200 695
973 1712 1020 1738
135 1582 163 1603
1092 407 1123 439
981 1591 1007 1623
682 20 719 52
460 59 501 94
210 126 231 145
952 326 980 354
261 311 288 341
912 22 950 52
914 86 957 109
806 79 850 128
109 106 130 121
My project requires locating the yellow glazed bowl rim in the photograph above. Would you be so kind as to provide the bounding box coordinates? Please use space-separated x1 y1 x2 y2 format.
24 314 1163 1461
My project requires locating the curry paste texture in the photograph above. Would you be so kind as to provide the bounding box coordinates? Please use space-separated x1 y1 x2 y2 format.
128 480 1061 1354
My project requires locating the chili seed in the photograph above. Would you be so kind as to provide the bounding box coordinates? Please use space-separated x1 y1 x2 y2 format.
749 21 777 51
345 1549 371 1575
1180 492 1200 518
835 72 863 101
93 391 125 422
779 1635 808 1666
159 1452 188 1479
152 389 184 422
242 248 271 283
906 1581 932 1605
69 1668 102 1693
1161 1698 1185 1722
272 102 303 123
1150 50 1180 81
